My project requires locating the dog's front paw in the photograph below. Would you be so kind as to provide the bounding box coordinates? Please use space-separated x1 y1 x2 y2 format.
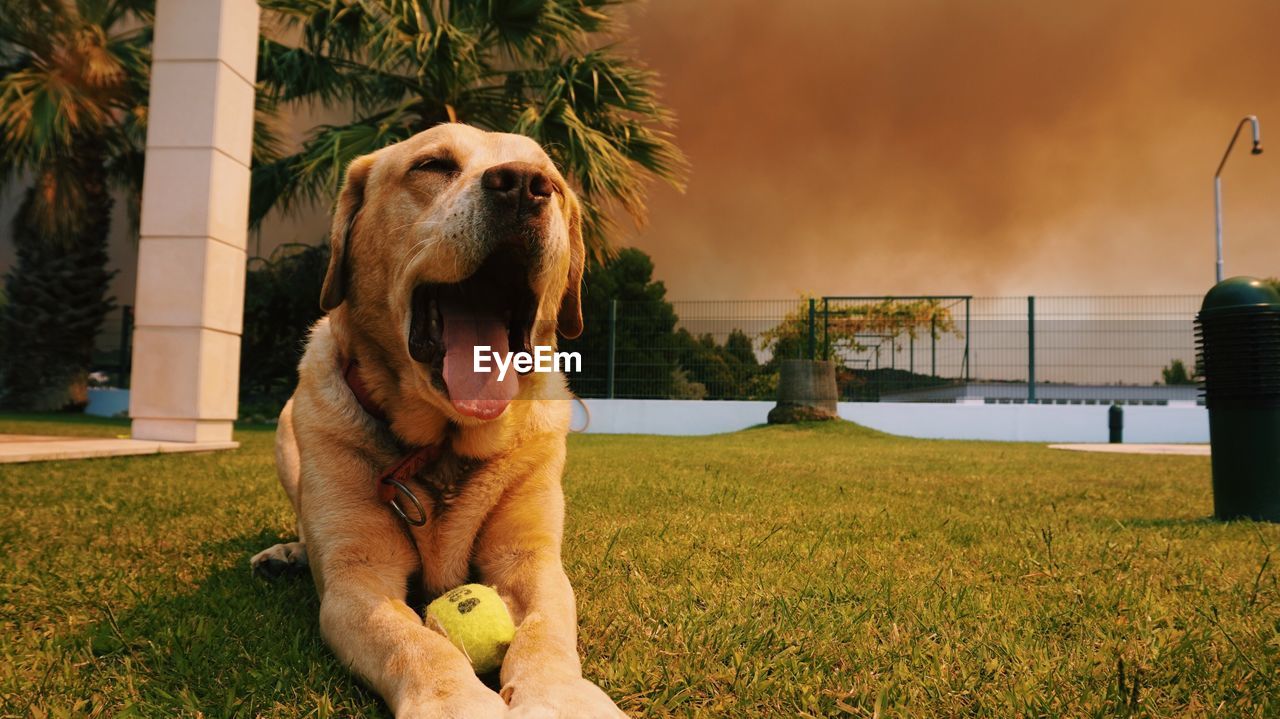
503 677 627 719
399 681 509 719
250 541 308 580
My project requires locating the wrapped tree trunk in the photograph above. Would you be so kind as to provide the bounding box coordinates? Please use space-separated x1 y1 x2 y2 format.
768 359 839 423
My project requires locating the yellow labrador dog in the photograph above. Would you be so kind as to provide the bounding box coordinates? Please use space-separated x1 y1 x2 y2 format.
250 124 625 718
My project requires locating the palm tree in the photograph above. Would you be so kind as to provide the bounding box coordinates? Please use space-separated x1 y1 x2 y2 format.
0 0 152 410
253 0 686 263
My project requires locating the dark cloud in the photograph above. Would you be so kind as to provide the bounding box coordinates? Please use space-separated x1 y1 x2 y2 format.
623 0 1280 298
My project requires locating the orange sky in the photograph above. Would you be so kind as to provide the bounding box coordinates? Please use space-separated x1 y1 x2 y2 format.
619 0 1280 299
6 1 1276 306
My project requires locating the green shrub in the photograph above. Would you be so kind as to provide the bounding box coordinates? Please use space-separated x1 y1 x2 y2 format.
239 244 328 417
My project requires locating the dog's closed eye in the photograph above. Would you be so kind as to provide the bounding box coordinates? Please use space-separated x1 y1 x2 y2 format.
411 156 461 175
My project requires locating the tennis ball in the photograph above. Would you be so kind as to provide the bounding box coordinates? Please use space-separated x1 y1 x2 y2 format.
425 584 516 674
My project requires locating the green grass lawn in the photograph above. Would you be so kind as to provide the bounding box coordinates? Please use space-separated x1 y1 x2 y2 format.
1 414 1276 718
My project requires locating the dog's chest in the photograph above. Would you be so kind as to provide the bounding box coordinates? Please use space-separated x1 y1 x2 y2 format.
401 450 493 593
406 451 480 516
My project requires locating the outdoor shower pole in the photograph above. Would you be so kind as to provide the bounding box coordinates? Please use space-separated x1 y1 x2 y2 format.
1214 116 1263 283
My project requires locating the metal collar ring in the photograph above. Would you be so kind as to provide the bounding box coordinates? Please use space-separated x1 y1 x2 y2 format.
382 477 427 526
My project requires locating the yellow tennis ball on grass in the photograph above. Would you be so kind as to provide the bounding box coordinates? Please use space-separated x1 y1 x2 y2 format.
425 584 516 674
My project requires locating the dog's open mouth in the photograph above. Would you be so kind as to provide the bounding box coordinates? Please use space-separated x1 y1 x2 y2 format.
408 246 537 420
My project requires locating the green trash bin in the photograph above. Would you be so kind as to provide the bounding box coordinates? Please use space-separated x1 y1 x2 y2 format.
1196 276 1280 522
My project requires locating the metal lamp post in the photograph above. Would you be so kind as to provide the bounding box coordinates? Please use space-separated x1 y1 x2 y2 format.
1214 116 1263 283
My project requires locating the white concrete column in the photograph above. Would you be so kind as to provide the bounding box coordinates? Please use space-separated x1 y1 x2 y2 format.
129 0 260 444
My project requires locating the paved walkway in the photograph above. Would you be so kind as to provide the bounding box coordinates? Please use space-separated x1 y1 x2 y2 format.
1049 443 1210 456
0 434 238 464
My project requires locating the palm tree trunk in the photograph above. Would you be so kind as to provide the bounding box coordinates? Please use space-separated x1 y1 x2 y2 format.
0 152 117 411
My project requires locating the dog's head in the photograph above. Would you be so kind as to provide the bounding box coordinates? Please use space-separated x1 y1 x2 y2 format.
320 123 584 422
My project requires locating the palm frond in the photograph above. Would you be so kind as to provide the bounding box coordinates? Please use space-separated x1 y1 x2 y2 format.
506 49 687 256
0 0 71 60
0 65 115 169
0 0 152 227
253 0 687 260
466 0 619 62
250 109 417 227
258 37 351 105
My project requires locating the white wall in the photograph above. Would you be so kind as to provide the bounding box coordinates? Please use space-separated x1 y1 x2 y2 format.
573 399 773 435
572 399 1209 443
836 402 1207 443
87 392 1208 443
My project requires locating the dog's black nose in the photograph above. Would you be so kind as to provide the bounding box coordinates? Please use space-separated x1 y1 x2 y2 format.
481 162 553 213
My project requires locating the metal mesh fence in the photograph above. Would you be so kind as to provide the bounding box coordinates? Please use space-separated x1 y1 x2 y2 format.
92 296 1199 402
567 295 1203 404
1009 295 1200 387
565 299 807 400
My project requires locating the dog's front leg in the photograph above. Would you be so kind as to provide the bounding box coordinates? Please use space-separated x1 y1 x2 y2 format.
474 480 627 718
309 510 508 718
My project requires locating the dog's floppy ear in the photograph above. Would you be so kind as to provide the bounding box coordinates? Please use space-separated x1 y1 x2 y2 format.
320 155 374 312
557 189 586 339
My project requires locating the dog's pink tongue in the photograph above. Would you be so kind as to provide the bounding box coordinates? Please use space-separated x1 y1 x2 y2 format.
441 305 517 420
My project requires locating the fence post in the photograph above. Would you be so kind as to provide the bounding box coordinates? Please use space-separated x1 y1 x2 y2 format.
119 305 133 388
930 314 937 378
606 299 617 399
963 297 971 381
1027 295 1036 404
807 298 816 360
822 298 830 360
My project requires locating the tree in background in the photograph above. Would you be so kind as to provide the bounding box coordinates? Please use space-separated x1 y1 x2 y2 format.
559 247 678 398
0 0 152 409
674 328 763 399
1161 359 1196 386
252 0 686 261
484 245 764 401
